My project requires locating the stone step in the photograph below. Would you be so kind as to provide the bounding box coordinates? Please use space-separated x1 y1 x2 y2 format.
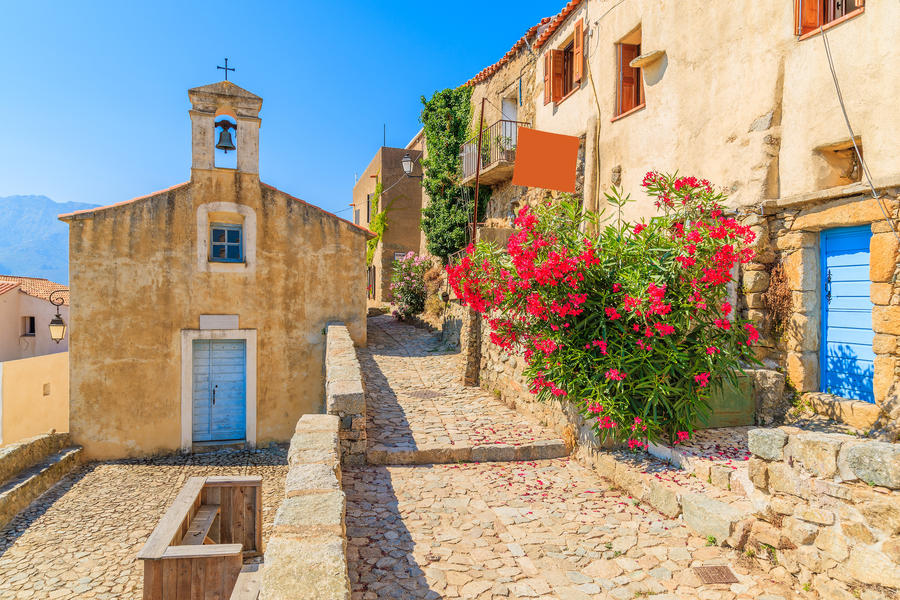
0 446 84 529
0 432 73 486
366 439 569 465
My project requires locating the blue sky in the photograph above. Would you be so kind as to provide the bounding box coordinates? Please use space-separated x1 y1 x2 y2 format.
0 0 557 217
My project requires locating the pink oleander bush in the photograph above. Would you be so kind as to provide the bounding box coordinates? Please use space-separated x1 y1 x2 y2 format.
447 173 760 447
391 251 432 319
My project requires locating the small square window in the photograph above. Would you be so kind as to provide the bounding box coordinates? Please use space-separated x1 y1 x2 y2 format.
210 223 243 263
22 316 35 336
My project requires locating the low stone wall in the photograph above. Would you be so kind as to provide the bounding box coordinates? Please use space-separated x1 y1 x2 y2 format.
0 432 71 484
324 323 366 466
262 413 350 600
747 427 900 592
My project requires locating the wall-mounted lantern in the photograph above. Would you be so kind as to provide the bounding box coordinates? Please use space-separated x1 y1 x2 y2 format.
401 153 423 179
48 290 67 344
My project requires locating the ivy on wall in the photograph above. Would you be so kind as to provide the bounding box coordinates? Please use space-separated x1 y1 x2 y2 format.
420 86 489 262
366 179 390 265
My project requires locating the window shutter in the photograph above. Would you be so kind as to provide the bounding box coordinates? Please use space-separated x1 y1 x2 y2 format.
573 19 584 84
618 44 640 114
795 0 821 35
543 53 552 105
551 49 565 103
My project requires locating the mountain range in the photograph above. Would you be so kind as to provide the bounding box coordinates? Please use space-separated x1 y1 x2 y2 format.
0 195 97 284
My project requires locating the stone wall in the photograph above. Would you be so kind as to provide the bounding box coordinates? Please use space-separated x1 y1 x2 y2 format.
747 427 900 592
262 413 350 600
324 324 366 466
0 432 72 486
739 188 900 430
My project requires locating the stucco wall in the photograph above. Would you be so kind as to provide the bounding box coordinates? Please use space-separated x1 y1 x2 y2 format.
0 291 69 362
0 352 69 446
65 170 368 459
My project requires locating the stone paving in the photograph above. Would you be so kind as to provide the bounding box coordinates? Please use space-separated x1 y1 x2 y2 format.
348 316 806 599
0 447 287 600
362 315 567 464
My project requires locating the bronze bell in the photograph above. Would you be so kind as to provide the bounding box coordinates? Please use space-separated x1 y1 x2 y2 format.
215 121 236 153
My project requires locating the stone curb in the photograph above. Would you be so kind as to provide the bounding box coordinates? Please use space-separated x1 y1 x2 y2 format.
365 439 569 466
0 432 73 485
0 446 83 530
324 323 366 465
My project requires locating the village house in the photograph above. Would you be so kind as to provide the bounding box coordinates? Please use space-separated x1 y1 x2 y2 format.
59 80 372 459
0 275 68 361
463 0 899 429
352 141 425 302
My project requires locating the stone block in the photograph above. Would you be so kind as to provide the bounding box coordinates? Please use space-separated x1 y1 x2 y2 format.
792 197 887 232
843 441 900 488
844 548 900 588
790 433 845 478
767 461 802 497
874 355 897 404
647 482 680 518
770 496 795 515
775 231 817 250
884 538 900 565
795 545 825 572
790 290 818 315
748 457 769 490
783 248 818 291
295 414 340 433
873 334 898 355
750 520 784 549
710 465 733 490
680 493 747 542
873 306 900 336
261 535 350 600
796 507 834 526
746 292 766 309
748 429 788 461
871 283 894 306
786 352 818 391
860 500 900 535
273 491 345 536
806 394 883 431
326 380 365 415
285 463 341 495
842 521 876 544
870 232 899 283
786 313 819 352
748 370 788 425
289 431 339 456
614 463 649 502
784 516 819 546
743 270 770 293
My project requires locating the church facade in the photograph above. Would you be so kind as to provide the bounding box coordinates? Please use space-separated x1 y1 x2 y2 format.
60 81 371 459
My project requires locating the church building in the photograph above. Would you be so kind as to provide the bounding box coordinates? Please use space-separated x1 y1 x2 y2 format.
60 80 371 459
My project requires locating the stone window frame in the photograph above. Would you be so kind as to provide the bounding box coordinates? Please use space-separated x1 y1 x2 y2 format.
196 202 257 274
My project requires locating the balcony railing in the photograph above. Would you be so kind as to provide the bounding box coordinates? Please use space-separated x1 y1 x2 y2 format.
459 119 531 183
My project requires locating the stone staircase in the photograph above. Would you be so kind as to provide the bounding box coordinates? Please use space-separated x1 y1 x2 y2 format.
0 432 84 529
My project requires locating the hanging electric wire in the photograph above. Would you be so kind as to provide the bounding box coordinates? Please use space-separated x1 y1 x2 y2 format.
819 25 900 243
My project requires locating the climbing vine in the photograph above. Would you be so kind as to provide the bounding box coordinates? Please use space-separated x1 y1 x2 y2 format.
420 86 488 262
366 179 392 265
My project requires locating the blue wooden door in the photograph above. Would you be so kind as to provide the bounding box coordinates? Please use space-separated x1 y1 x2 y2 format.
192 339 247 442
820 226 874 403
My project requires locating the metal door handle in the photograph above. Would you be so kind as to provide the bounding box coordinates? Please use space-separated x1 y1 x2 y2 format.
213 385 217 406
826 270 832 304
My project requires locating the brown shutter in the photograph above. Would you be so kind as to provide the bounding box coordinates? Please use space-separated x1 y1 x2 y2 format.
795 0 821 35
573 19 584 84
618 44 640 114
543 53 551 105
550 49 565 103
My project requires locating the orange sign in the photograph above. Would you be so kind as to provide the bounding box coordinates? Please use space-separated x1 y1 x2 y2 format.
511 127 580 193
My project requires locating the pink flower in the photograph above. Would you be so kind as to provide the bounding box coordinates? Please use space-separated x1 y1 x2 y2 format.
605 369 627 381
634 224 647 235
627 439 647 450
694 372 710 388
706 346 720 355
714 318 731 331
605 307 621 320
744 323 760 345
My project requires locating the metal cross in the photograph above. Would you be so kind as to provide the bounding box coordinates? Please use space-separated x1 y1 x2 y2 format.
217 58 235 81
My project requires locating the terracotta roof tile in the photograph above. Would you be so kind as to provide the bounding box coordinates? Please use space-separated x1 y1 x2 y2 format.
0 282 20 297
0 276 68 305
533 0 583 51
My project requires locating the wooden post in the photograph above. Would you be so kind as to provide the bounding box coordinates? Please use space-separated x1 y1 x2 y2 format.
472 97 486 244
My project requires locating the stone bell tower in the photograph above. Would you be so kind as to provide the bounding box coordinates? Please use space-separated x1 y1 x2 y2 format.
187 81 262 175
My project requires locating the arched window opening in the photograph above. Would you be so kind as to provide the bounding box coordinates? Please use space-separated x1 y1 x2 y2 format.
214 113 237 169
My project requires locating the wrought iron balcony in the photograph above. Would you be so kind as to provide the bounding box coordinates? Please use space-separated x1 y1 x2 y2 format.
459 119 531 186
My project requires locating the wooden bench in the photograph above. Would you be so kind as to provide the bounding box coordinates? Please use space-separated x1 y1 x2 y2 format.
138 476 263 600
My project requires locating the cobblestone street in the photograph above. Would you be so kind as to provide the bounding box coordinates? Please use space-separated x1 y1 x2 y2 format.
0 447 287 600
349 317 801 600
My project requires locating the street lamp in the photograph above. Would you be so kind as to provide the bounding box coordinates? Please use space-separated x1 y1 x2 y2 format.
401 153 422 178
48 289 67 344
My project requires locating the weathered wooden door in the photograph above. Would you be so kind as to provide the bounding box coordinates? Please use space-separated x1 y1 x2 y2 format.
820 226 874 403
192 339 247 442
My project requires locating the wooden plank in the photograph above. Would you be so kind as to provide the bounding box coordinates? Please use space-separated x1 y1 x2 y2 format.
176 558 192 600
228 564 262 600
161 544 243 559
181 504 220 545
242 486 255 554
204 476 262 487
205 554 224 600
223 553 243 599
221 486 233 544
254 486 263 554
231 487 245 553
144 561 163 600
162 560 178 600
139 477 207 560
191 558 205 600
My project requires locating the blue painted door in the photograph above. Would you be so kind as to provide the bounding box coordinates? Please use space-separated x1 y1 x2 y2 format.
820 226 874 403
192 339 247 442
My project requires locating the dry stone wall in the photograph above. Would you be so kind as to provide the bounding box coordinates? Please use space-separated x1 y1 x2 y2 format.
747 427 900 591
324 324 366 465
